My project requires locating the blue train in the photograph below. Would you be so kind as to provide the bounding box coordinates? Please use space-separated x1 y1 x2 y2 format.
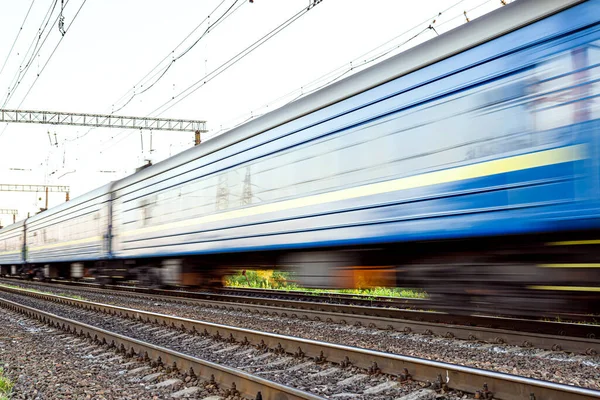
1 0 599 315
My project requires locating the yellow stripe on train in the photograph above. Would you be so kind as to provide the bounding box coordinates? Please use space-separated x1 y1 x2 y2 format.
528 285 600 292
538 264 600 268
0 250 21 256
27 236 103 252
118 144 587 238
9 144 587 252
547 239 600 246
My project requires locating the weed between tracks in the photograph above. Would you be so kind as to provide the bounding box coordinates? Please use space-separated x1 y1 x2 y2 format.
224 269 427 299
0 368 13 399
0 283 87 301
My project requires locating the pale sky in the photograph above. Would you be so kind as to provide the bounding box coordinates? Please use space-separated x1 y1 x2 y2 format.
0 0 503 224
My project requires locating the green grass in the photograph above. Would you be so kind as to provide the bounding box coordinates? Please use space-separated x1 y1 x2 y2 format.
224 270 426 299
0 283 87 302
0 368 13 399
56 293 85 300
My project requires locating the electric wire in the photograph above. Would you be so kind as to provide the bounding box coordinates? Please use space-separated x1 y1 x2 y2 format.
67 0 241 144
207 0 499 139
110 0 244 114
151 1 322 119
109 0 228 110
98 1 322 154
2 0 64 108
0 0 62 138
16 0 89 109
206 0 469 138
0 0 37 79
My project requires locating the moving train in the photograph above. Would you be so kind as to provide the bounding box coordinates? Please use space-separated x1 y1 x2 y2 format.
1 0 600 315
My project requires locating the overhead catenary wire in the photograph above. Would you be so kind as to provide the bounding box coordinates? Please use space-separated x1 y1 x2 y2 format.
98 0 324 154
110 0 245 114
109 0 228 110
0 0 37 79
206 0 472 138
66 0 243 144
0 0 63 139
206 0 498 139
150 0 324 119
16 0 89 109
2 0 65 109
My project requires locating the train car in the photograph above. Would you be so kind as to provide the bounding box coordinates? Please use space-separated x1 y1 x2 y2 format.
0 220 25 276
1 0 599 315
25 184 113 279
107 0 600 302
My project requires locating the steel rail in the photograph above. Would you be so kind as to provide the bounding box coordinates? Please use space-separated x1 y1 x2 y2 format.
0 280 600 355
218 286 600 323
1 284 599 400
0 296 323 400
5 278 599 345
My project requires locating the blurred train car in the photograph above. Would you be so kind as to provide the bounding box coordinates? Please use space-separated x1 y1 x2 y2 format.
24 184 113 280
1 0 600 315
0 220 25 276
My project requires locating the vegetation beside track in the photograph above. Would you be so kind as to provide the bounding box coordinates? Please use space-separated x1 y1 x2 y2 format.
224 269 427 299
0 283 86 301
0 368 13 399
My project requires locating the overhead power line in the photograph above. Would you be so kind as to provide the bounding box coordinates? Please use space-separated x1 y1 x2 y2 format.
98 0 324 154
16 0 89 109
109 0 228 110
151 0 324 118
66 0 244 145
207 0 500 139
0 0 37 79
111 0 246 114
2 0 63 108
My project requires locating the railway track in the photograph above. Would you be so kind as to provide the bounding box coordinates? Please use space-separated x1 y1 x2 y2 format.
16 277 600 324
0 283 599 399
0 292 317 400
218 286 600 323
2 278 600 355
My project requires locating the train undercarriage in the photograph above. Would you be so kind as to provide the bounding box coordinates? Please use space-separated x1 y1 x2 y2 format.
2 232 599 318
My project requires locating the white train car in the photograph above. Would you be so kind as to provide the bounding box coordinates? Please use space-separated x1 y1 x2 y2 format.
0 220 25 275
25 184 113 278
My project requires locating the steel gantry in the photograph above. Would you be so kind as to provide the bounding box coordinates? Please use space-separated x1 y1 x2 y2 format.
0 209 18 225
0 184 69 193
0 184 70 211
0 109 207 133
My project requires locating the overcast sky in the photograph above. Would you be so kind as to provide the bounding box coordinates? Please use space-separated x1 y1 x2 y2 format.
0 0 503 224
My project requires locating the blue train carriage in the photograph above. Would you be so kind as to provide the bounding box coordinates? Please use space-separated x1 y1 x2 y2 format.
108 0 599 303
1 0 597 314
24 184 113 280
0 220 26 276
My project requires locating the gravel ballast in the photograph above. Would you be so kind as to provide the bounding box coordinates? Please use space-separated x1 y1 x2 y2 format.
7 281 598 391
0 289 466 400
0 306 240 399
